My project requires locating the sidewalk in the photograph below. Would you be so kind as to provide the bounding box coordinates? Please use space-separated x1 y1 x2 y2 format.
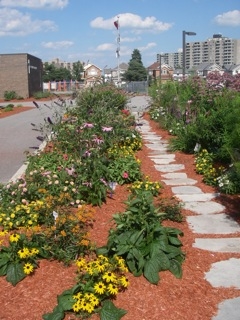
128 95 240 320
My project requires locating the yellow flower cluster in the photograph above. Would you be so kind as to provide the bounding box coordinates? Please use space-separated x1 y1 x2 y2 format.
73 255 129 314
0 199 48 230
130 176 162 196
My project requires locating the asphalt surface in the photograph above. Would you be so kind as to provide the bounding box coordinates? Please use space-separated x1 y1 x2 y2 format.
0 99 71 184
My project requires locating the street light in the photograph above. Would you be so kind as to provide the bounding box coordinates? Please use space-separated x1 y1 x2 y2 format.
158 54 165 83
182 30 196 80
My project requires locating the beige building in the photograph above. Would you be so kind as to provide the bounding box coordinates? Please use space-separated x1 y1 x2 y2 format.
158 34 240 70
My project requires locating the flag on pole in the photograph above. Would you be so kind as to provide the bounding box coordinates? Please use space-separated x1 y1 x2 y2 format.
114 20 119 30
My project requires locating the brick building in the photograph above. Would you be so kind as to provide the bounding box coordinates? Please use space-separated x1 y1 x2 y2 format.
0 53 43 99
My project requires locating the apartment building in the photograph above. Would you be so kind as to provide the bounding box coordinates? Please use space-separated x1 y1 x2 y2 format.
158 34 240 70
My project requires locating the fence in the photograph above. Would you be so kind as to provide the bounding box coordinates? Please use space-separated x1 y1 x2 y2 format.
43 81 84 92
121 81 149 94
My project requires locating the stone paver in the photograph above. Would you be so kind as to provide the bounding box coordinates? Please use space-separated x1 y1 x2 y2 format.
187 214 240 234
205 258 240 289
162 178 197 186
194 238 240 253
172 185 203 194
212 297 240 320
183 201 226 215
154 164 185 172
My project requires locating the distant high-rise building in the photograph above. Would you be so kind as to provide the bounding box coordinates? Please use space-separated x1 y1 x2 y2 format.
157 34 240 69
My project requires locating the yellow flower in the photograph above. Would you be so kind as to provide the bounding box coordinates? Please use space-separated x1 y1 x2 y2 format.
76 257 86 269
72 302 81 312
107 283 118 295
102 271 117 283
29 248 39 256
119 275 130 288
94 281 106 295
9 233 20 243
23 263 34 275
18 247 30 259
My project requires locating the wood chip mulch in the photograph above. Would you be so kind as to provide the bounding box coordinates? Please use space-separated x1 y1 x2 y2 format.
0 110 240 320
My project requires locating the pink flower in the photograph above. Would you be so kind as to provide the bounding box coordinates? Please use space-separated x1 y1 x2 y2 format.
102 126 113 132
65 167 75 176
42 171 51 176
92 137 104 144
63 154 68 160
122 172 129 179
83 123 94 128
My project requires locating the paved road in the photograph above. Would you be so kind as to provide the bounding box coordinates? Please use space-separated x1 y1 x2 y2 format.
0 99 71 184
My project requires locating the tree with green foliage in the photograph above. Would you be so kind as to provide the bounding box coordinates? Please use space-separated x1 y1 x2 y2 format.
72 61 84 81
123 49 147 81
42 62 72 82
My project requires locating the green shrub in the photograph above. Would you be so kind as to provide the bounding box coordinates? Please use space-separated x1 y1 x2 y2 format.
33 91 51 99
4 91 18 101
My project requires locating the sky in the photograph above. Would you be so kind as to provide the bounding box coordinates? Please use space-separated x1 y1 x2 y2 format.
0 0 240 70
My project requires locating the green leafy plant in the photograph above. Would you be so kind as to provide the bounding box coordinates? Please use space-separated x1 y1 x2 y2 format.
4 90 18 101
0 231 46 286
97 191 185 284
43 254 128 319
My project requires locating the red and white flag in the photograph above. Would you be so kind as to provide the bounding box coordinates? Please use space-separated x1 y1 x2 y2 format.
114 20 119 30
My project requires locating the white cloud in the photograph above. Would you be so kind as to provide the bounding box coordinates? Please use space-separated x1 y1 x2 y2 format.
0 8 57 36
139 42 157 52
0 0 68 9
42 41 74 49
214 10 240 27
120 36 141 43
90 13 173 33
96 43 115 51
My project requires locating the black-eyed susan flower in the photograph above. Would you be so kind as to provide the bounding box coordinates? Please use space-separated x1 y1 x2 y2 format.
94 281 106 295
23 263 34 275
102 271 117 283
119 275 130 288
9 233 20 243
107 283 118 295
18 247 30 259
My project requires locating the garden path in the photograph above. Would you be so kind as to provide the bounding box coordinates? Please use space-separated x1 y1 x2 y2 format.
128 95 240 320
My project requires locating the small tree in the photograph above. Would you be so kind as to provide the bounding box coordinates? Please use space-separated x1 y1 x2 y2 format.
123 49 147 81
72 61 84 81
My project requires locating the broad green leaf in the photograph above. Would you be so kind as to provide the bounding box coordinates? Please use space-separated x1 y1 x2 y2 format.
100 300 127 320
116 244 129 255
6 263 25 286
143 258 160 284
42 305 65 320
57 291 75 311
154 251 170 271
0 253 9 268
0 263 8 276
169 259 183 279
168 236 183 246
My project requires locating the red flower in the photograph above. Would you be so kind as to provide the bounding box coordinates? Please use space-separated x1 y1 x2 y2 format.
122 172 129 179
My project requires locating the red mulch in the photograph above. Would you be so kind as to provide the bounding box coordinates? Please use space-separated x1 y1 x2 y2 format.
0 110 240 320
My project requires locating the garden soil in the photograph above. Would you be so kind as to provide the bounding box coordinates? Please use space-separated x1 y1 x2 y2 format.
0 108 240 320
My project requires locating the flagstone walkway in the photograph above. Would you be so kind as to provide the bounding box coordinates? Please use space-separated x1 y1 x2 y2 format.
128 96 240 320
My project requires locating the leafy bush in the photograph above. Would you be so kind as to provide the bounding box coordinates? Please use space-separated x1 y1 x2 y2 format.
97 191 185 284
33 91 52 99
4 91 18 101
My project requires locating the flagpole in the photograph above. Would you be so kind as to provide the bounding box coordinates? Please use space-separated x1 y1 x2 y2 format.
114 16 120 86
